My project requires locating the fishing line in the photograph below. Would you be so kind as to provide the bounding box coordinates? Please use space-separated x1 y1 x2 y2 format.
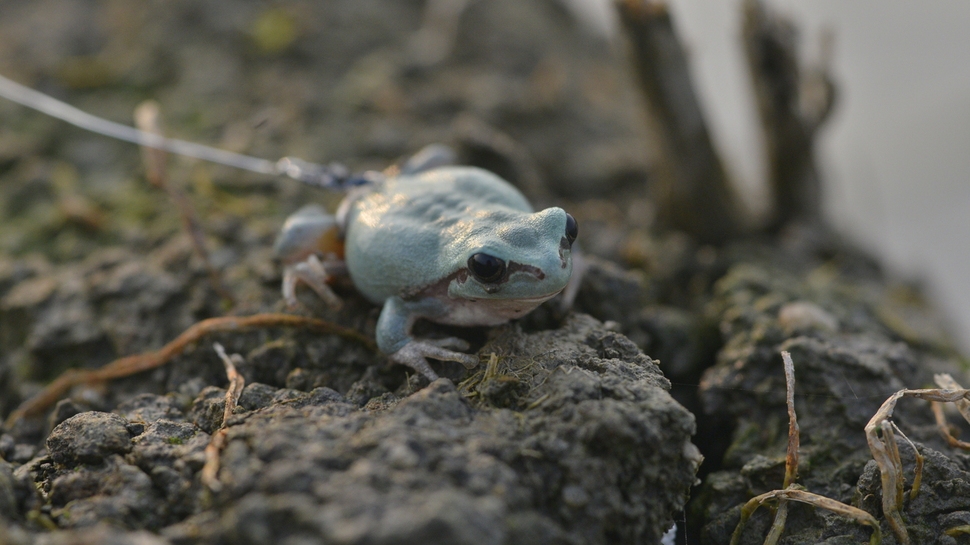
0 73 381 189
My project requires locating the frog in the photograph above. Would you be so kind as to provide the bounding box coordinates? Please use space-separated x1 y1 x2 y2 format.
273 146 578 380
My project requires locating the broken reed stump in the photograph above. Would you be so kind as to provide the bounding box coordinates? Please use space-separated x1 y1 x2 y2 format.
617 0 740 245
742 0 836 231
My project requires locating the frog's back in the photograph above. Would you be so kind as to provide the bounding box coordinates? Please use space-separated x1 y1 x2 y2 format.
344 167 533 303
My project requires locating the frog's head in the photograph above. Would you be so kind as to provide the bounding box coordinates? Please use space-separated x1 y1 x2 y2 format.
448 206 577 305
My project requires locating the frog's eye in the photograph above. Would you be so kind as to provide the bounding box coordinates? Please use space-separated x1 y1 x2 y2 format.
468 253 506 283
565 213 578 245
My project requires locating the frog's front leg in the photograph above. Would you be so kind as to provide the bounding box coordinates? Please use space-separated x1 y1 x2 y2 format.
376 296 478 380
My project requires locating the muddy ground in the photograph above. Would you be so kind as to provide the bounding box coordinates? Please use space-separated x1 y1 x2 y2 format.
1 1 969 544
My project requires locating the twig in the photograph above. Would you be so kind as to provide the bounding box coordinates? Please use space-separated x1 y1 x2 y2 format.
201 343 246 491
134 101 236 306
4 313 376 428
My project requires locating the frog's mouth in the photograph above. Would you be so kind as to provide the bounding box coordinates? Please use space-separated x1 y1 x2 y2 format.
505 289 563 304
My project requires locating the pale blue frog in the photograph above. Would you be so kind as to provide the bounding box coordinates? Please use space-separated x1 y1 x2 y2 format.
273 146 578 380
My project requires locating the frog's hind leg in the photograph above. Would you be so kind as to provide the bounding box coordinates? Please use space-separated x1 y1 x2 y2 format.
274 205 345 309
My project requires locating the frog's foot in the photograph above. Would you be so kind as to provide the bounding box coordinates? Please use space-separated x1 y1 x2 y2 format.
425 337 470 352
282 255 343 310
389 341 479 381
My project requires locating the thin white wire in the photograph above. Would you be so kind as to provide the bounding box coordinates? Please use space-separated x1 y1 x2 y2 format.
0 73 278 175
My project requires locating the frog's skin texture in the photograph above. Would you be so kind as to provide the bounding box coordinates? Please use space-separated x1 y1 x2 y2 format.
274 162 576 380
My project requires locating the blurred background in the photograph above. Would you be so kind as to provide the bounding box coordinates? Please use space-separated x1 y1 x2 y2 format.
637 0 970 351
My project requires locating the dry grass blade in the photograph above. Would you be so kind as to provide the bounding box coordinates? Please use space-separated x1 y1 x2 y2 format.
866 398 909 544
882 421 904 510
201 343 246 491
732 351 882 545
731 489 881 545
4 313 376 428
731 357 970 544
931 401 970 449
762 500 789 544
946 525 970 536
889 422 924 501
213 343 246 425
935 373 970 423
760 351 798 545
864 382 970 544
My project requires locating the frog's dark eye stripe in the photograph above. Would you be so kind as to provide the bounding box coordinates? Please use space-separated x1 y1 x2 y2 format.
565 213 578 245
468 253 506 283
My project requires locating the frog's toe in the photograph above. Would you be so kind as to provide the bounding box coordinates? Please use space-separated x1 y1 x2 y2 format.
389 342 479 380
282 255 343 310
425 337 470 351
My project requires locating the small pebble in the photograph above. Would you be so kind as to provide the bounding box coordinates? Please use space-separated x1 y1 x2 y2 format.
46 412 133 466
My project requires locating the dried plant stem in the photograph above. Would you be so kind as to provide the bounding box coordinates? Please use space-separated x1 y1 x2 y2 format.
931 401 970 449
864 376 970 545
782 351 799 488
201 343 246 491
731 488 881 545
760 351 798 545
762 500 789 544
946 525 970 536
4 313 376 428
732 352 882 545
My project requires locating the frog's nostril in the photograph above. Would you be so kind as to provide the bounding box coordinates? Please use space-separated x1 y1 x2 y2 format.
558 237 571 267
